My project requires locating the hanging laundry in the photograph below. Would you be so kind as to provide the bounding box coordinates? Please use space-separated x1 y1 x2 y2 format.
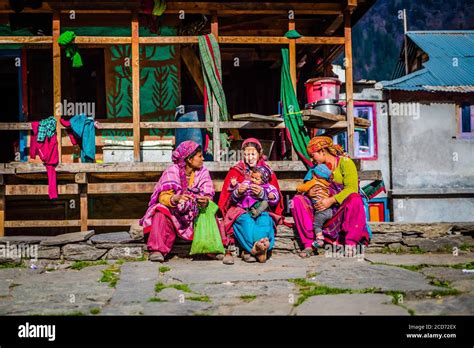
37 115 56 142
284 29 302 39
61 114 96 163
152 0 166 16
280 48 312 168
198 33 230 155
58 31 83 68
30 120 58 200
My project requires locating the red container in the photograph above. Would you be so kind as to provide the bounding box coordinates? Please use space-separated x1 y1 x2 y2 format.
305 77 341 104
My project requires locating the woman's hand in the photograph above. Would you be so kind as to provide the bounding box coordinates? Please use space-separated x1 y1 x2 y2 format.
171 194 193 205
237 183 249 195
314 196 336 211
250 184 263 197
308 186 325 198
197 196 210 208
268 193 276 200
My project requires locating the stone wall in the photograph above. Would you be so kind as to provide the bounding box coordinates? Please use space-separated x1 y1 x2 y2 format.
1 222 473 263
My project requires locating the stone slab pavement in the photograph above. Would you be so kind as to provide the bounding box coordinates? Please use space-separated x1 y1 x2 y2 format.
0 252 472 316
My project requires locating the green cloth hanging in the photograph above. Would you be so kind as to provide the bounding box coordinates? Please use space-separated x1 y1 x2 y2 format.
284 29 302 39
280 48 312 168
198 33 230 154
58 31 83 68
152 0 166 16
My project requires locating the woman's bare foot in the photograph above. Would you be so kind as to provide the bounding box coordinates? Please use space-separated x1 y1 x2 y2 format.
261 237 270 250
251 238 266 255
250 238 269 263
298 247 314 258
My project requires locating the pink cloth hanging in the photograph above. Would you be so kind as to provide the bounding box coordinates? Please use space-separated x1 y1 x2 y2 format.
30 121 59 200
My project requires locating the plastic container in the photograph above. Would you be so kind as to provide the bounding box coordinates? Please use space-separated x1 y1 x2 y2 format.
103 140 173 163
304 77 341 104
175 105 205 149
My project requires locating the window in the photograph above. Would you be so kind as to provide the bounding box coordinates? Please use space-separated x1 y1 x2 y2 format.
333 102 378 160
459 102 474 139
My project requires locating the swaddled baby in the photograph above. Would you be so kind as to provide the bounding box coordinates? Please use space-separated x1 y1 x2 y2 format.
230 166 277 218
296 164 333 248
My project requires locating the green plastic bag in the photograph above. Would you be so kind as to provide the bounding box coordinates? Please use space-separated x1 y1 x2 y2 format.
190 201 225 255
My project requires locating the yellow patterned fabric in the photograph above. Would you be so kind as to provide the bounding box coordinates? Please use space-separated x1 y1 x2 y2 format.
306 136 345 157
158 171 196 207
296 177 331 199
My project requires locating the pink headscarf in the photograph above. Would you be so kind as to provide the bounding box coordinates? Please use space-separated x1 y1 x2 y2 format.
172 140 201 190
241 137 262 151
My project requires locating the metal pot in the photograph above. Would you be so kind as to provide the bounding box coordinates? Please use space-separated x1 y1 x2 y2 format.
313 99 342 115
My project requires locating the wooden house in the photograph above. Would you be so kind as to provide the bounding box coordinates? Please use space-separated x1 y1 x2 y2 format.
0 0 379 236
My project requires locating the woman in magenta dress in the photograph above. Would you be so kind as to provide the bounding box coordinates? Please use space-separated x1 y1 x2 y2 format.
291 136 370 257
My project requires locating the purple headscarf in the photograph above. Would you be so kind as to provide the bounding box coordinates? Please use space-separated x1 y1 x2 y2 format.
172 140 201 190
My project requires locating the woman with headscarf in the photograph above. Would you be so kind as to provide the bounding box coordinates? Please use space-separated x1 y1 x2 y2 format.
139 140 220 262
218 138 284 264
291 136 370 258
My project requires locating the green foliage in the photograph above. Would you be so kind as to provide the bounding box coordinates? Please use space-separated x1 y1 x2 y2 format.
71 260 108 270
90 307 101 315
159 266 171 274
148 297 168 303
186 295 211 303
240 295 257 302
154 282 193 293
99 265 121 288
0 262 25 269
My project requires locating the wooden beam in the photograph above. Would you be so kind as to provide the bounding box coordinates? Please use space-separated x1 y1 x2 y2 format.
140 121 213 128
140 37 199 44
3 161 309 174
288 19 298 162
4 220 81 228
88 179 306 194
0 185 4 237
88 182 156 194
74 36 131 44
288 21 297 93
75 173 88 184
0 121 287 130
0 37 53 44
5 184 79 196
344 11 355 157
131 12 141 162
80 189 88 232
346 0 358 13
164 2 342 15
181 46 204 98
324 14 344 35
296 37 345 45
52 12 62 163
95 123 133 129
88 219 137 227
0 123 32 130
0 36 344 46
218 36 344 45
211 15 221 162
220 121 285 129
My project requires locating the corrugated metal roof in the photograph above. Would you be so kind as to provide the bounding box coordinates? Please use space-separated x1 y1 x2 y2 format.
379 31 474 93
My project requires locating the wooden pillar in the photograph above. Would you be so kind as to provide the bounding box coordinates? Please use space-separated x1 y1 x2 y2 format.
344 11 355 157
75 173 88 231
288 20 297 93
211 15 221 162
0 175 4 237
52 12 62 162
288 19 298 161
131 12 141 162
